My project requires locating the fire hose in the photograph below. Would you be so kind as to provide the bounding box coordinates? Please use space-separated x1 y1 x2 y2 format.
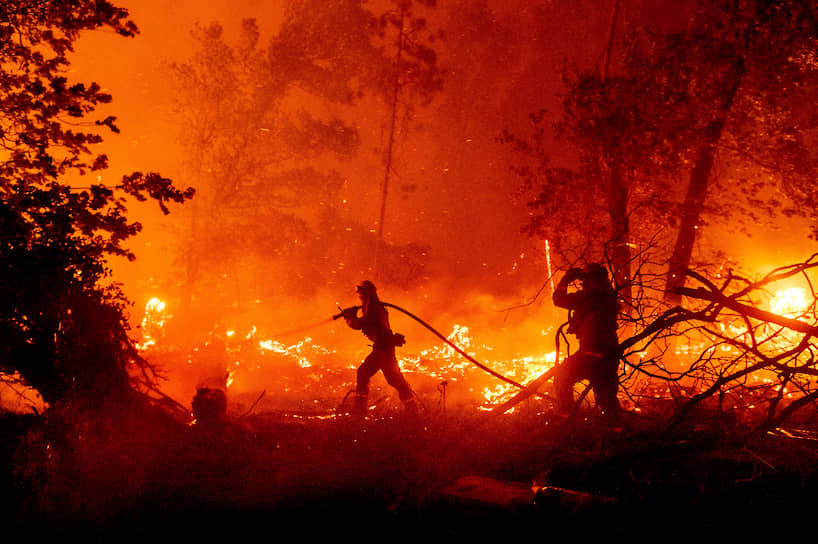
334 302 559 397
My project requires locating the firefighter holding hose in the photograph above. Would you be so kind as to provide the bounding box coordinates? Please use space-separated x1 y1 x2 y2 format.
552 263 622 416
339 280 418 416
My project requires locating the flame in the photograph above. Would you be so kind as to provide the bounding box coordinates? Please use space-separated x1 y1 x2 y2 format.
400 324 556 406
257 336 333 368
675 286 813 356
769 287 807 317
0 372 47 414
545 239 554 293
132 282 816 417
134 295 558 412
135 296 167 350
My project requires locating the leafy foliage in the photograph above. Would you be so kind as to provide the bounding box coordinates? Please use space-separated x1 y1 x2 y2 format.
0 1 193 407
371 0 443 108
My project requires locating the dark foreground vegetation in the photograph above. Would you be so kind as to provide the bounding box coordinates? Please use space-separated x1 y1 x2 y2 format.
3 399 818 541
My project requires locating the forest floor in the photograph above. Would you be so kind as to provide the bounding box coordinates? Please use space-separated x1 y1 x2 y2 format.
2 400 818 541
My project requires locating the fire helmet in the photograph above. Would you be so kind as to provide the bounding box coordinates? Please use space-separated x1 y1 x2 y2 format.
356 280 377 295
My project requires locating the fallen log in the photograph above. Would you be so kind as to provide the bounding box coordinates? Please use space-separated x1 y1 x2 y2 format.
431 475 535 513
533 485 619 514
492 367 557 414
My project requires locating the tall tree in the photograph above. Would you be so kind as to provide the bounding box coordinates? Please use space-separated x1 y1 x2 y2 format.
501 0 693 313
370 0 443 275
504 60 685 311
509 0 818 312
171 14 366 308
662 0 818 302
0 1 192 408
171 1 440 309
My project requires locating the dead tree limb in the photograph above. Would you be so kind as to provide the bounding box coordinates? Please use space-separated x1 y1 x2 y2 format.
660 263 818 431
491 323 570 414
492 367 557 414
675 285 818 337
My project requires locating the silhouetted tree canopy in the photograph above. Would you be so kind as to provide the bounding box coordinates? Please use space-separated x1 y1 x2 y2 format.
506 0 818 308
0 1 193 408
170 1 439 309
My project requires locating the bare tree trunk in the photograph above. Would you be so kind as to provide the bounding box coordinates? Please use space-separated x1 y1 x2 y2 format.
602 0 631 310
374 5 406 278
608 162 632 311
665 59 745 304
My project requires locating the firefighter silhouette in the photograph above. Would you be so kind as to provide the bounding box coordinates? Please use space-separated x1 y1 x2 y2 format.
552 263 621 416
342 280 417 415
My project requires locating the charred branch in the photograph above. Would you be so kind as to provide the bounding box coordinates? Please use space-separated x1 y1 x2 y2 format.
639 257 818 432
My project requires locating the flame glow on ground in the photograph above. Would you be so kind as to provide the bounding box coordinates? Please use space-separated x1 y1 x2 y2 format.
3 283 813 418
135 297 557 416
646 284 817 416
133 282 818 419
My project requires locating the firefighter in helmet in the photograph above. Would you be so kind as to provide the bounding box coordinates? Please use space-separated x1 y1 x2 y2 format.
552 263 621 416
341 280 417 415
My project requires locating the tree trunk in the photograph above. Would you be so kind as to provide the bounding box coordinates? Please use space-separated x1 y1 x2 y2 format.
665 59 745 304
374 5 406 278
608 162 632 311
664 128 720 304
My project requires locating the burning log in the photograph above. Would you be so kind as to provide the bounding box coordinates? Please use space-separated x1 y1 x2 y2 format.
492 367 557 414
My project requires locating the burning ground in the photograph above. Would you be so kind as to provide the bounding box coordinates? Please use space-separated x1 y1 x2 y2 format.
132 291 559 418
5 276 818 540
